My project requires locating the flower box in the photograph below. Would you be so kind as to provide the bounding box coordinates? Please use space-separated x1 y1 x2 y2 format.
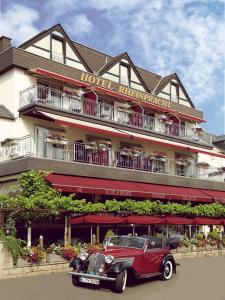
45 137 67 145
196 162 210 168
1 138 18 147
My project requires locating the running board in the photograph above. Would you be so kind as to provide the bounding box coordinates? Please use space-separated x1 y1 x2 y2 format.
139 272 161 279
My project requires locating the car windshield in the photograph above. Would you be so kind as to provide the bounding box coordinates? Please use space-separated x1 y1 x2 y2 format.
108 236 146 250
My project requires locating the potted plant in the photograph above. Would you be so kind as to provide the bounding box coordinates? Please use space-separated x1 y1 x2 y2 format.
153 151 166 161
178 237 191 252
60 246 78 261
21 247 46 264
207 230 220 249
1 138 18 147
196 162 210 169
195 233 206 249
165 117 173 126
46 244 65 263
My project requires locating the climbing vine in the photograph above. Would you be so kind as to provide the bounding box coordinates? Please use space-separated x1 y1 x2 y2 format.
0 171 224 218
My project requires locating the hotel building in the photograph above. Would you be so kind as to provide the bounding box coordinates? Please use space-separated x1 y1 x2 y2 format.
0 24 224 241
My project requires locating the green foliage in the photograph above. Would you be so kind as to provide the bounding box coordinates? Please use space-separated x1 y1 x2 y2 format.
4 217 17 236
207 230 220 241
156 232 165 238
104 229 116 240
0 229 4 241
195 233 205 240
3 236 24 265
0 171 224 222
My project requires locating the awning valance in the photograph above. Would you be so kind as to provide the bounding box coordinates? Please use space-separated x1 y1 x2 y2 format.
70 215 224 225
36 111 129 139
70 215 126 224
199 190 225 204
46 174 213 202
126 216 164 224
165 216 193 225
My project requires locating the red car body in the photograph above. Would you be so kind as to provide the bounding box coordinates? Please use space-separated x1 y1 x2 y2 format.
69 236 178 293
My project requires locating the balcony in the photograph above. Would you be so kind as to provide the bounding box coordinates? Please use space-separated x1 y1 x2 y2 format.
0 135 223 183
19 85 212 146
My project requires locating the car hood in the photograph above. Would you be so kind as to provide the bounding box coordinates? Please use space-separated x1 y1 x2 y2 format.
99 247 143 258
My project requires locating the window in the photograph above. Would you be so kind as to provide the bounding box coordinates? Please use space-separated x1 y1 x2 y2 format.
171 83 179 102
51 36 65 64
120 64 130 86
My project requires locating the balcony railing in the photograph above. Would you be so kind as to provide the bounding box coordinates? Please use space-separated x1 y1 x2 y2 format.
0 135 223 182
20 85 212 145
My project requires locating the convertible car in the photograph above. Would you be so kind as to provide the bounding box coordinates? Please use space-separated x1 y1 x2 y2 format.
68 235 179 293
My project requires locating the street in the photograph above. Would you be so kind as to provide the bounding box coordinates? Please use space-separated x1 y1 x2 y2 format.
0 256 224 300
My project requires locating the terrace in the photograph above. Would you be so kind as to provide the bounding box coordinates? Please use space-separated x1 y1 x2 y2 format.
19 85 212 146
0 135 223 183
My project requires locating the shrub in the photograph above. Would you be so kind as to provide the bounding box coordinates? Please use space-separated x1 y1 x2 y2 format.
46 243 61 255
180 237 191 248
222 237 225 247
207 230 220 241
195 233 205 240
104 229 116 241
3 236 23 265
21 247 45 264
60 246 78 260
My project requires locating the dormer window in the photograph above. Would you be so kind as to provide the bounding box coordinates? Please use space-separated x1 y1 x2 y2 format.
120 63 130 86
171 83 179 102
51 34 65 64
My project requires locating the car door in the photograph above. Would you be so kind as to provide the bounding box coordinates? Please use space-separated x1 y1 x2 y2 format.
142 244 164 275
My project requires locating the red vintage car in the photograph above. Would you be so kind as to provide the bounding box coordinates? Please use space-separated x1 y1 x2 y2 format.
68 235 179 293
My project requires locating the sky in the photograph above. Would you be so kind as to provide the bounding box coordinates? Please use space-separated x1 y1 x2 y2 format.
0 0 224 135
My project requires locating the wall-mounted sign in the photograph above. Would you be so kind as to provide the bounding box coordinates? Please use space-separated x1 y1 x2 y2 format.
80 71 171 109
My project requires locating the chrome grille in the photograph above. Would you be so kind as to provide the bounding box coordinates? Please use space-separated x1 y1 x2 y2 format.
87 253 105 275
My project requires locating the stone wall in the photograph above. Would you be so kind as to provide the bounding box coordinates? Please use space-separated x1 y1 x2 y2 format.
1 262 69 279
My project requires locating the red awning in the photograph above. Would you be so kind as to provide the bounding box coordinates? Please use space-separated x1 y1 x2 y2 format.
165 216 193 225
71 215 126 224
46 174 213 202
126 216 164 224
70 216 84 224
137 183 212 202
199 190 225 204
194 218 223 225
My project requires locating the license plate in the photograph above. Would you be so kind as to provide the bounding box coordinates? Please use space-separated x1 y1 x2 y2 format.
79 277 100 285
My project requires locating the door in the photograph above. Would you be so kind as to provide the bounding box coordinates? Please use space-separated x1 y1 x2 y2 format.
142 243 164 274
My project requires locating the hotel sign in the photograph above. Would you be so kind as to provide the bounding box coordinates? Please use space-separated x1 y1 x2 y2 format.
80 71 171 109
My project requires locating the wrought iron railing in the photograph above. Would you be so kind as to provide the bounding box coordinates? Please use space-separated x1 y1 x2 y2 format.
20 85 212 145
0 135 223 182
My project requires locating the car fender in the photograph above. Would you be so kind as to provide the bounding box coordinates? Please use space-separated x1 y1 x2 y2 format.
160 254 176 274
69 258 80 268
106 261 135 276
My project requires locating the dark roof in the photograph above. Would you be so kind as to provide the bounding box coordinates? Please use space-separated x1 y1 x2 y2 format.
18 24 193 104
213 135 225 143
0 105 14 119
73 41 111 73
73 42 161 91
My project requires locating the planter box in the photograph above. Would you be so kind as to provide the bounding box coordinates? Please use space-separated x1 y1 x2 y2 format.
46 253 65 263
16 258 31 267
177 246 191 252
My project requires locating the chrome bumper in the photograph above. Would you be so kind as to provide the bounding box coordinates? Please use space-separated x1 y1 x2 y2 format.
68 271 116 282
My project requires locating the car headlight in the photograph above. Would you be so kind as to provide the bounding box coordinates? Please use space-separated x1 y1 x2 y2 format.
79 252 89 261
105 255 114 264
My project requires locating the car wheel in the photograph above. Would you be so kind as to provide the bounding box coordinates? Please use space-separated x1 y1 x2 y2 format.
72 275 81 287
114 269 127 293
161 260 173 280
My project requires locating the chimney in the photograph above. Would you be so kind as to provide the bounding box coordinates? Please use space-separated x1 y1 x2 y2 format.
0 36 12 53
